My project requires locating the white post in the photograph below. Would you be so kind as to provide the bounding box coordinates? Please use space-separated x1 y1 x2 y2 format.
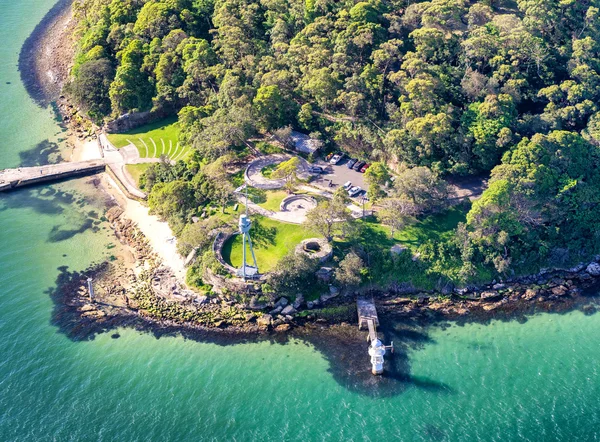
87 277 94 301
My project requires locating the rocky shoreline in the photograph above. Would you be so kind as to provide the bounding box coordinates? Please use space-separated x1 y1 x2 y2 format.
55 202 600 340
20 0 98 153
25 1 600 345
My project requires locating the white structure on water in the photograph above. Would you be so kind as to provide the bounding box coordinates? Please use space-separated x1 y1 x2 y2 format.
368 337 393 375
237 185 259 280
358 297 394 375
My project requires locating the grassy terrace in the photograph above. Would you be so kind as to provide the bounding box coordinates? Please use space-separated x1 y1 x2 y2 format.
256 190 288 212
125 163 151 188
107 117 191 161
221 216 315 272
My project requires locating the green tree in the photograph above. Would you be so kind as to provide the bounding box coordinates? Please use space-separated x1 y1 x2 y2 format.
377 197 417 238
304 196 352 241
109 40 154 114
272 157 301 192
253 85 289 131
335 252 366 289
393 167 450 215
266 252 320 299
66 59 114 122
363 162 389 201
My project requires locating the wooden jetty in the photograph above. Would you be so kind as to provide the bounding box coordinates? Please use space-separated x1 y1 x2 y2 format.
0 160 106 192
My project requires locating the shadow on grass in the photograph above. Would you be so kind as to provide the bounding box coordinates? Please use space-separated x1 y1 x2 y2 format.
113 116 178 136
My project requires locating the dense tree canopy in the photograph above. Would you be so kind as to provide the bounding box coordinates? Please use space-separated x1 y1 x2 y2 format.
70 0 600 173
460 131 600 276
69 0 600 280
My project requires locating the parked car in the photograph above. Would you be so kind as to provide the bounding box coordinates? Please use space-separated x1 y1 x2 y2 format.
347 158 358 169
353 161 365 171
343 181 352 190
360 163 370 173
348 186 362 197
330 153 343 165
309 165 324 174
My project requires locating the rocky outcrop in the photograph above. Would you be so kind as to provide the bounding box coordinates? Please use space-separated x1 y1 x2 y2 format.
586 262 600 276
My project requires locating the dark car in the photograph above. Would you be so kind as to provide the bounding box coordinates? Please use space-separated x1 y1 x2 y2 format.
347 158 358 169
309 166 324 174
353 161 366 171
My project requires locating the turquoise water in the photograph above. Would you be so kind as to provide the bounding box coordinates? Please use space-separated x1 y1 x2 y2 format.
1 1 600 441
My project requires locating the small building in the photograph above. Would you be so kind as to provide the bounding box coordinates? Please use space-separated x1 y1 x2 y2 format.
290 131 321 155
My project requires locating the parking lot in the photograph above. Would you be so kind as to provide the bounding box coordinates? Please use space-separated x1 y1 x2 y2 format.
312 157 367 197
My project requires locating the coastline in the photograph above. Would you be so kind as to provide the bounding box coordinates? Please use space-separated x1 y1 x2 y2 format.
23 0 600 345
20 0 187 283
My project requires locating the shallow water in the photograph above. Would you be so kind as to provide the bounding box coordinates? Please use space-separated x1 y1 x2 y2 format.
1 1 599 441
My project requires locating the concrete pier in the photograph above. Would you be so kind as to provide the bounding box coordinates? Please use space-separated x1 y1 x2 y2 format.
0 160 106 192
357 297 393 375
357 297 379 330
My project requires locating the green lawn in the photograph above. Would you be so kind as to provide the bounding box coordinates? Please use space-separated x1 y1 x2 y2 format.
221 216 315 272
394 205 469 248
258 190 288 212
107 117 191 161
125 163 152 188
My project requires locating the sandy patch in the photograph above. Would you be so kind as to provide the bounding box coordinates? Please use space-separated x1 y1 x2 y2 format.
101 175 187 283
71 139 102 162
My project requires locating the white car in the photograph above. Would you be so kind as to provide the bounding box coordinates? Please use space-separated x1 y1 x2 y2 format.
343 181 352 190
348 186 362 197
329 154 342 164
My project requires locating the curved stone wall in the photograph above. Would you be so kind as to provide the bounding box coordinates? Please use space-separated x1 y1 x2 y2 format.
295 238 333 263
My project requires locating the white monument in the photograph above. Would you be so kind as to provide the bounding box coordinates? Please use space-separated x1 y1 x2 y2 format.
237 185 259 280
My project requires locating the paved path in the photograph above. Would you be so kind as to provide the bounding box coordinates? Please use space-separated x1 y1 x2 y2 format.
0 160 106 191
0 135 162 199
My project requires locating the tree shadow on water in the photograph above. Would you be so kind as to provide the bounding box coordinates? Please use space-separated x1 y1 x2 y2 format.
48 218 97 242
47 262 455 399
18 139 63 167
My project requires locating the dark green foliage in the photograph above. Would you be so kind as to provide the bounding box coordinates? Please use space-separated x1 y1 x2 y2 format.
266 252 321 299
72 0 600 167
462 131 600 276
70 0 600 283
65 59 114 122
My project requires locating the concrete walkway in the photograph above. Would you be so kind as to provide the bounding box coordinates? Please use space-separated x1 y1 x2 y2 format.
102 136 163 200
0 161 106 191
0 135 162 199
